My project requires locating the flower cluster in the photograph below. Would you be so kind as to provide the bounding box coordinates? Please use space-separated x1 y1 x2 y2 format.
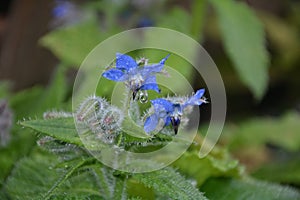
102 53 208 135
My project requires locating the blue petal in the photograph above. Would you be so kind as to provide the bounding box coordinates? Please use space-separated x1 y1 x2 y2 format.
159 54 170 64
140 76 161 93
151 98 174 113
164 116 171 126
144 114 159 133
183 89 206 107
141 54 169 75
116 53 137 71
140 83 160 93
194 89 205 99
102 69 127 82
143 75 157 85
141 64 163 77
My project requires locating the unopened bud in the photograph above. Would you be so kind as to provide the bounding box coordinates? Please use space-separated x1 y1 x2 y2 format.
75 96 124 144
75 96 108 123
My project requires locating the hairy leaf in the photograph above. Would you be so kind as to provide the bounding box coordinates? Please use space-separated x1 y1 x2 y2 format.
133 168 207 200
20 117 82 146
1 65 68 187
210 0 269 100
20 115 170 151
4 150 102 200
37 136 87 162
1 65 68 188
201 177 300 200
0 130 35 187
5 148 127 200
87 165 127 200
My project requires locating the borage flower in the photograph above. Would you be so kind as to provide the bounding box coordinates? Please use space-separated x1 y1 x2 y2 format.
102 53 169 100
144 89 208 134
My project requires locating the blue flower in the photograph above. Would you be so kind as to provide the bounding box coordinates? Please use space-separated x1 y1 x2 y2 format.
102 53 169 99
144 89 207 134
52 0 73 18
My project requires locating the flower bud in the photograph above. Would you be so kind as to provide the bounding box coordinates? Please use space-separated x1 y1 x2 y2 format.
75 96 108 123
75 96 124 144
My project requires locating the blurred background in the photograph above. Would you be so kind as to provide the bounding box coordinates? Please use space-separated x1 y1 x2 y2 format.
0 0 300 189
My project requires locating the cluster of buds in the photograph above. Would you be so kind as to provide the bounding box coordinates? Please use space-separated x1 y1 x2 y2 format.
75 96 124 144
0 100 13 146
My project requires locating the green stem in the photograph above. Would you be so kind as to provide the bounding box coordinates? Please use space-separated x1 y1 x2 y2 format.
120 87 151 139
116 133 123 146
122 88 132 115
113 178 127 200
117 89 133 147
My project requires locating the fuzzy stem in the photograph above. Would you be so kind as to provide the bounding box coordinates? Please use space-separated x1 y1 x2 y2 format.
117 88 133 147
122 88 133 116
116 133 123 146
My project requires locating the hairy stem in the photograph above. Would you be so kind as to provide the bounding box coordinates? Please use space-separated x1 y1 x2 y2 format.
122 88 132 116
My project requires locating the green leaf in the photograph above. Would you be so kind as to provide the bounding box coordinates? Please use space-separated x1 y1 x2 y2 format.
0 129 35 187
40 19 104 67
36 65 68 112
0 81 10 98
133 168 207 200
253 156 300 186
20 118 83 146
37 136 88 162
1 66 68 187
5 151 59 199
10 65 68 119
173 149 242 186
259 12 300 66
5 145 128 199
43 159 90 200
127 179 155 200
121 116 150 139
210 0 269 100
157 7 191 36
201 177 300 200
4 150 102 200
84 164 128 200
222 112 300 152
190 0 207 42
10 86 44 119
